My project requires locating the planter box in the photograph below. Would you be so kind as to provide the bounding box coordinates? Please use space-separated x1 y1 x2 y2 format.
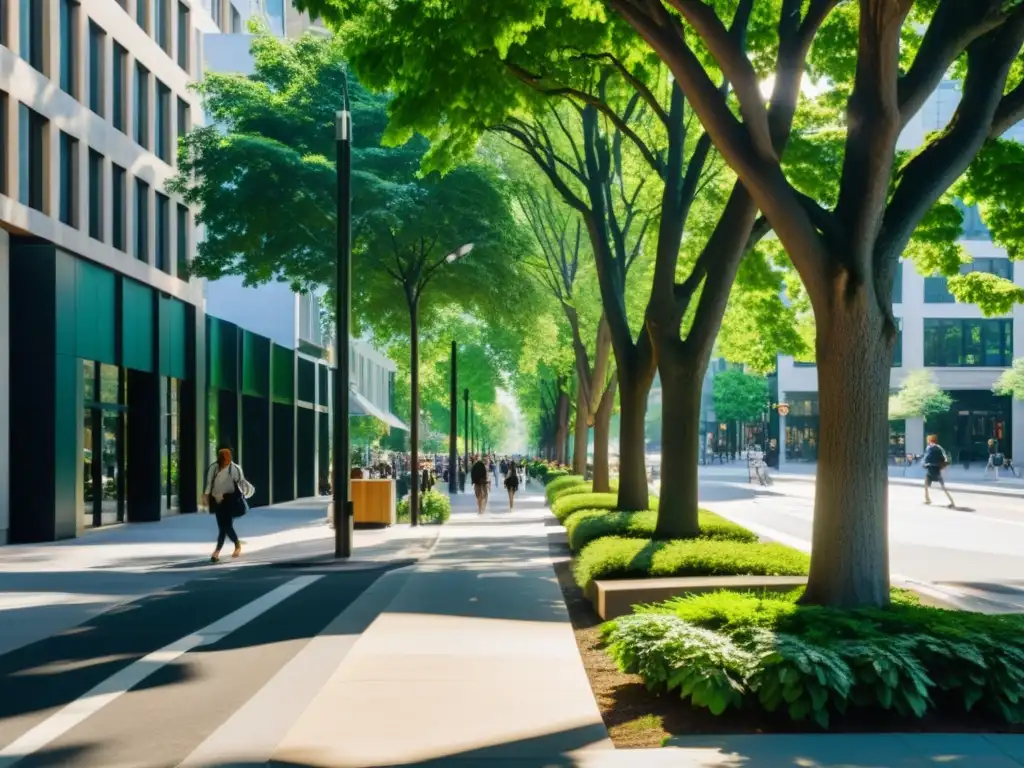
587 575 808 620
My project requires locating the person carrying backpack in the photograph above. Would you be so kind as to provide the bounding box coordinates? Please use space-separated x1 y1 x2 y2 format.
923 434 955 508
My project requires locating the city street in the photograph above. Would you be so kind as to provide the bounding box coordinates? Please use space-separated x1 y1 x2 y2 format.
692 471 1024 612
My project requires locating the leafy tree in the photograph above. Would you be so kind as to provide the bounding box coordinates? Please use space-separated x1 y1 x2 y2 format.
296 0 811 539
171 29 529 522
712 369 769 424
889 371 953 421
993 358 1024 401
603 0 1024 607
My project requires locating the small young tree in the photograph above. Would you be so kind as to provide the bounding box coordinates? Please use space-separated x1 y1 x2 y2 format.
712 369 769 425
889 371 953 421
994 359 1024 401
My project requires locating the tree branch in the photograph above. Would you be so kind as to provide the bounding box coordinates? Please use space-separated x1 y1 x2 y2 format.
569 50 670 125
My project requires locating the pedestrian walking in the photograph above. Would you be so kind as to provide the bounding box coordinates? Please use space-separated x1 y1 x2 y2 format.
471 456 489 514
923 434 955 508
204 447 254 562
985 438 1000 478
491 457 500 488
505 460 520 510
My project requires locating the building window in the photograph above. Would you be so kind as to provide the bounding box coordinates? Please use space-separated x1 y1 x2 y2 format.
155 81 170 163
88 149 104 241
893 318 902 368
59 0 78 97
135 63 149 149
924 318 1013 367
176 203 189 278
135 178 150 262
19 0 45 73
176 2 189 69
18 104 46 212
265 0 284 35
155 0 169 50
88 22 105 116
59 131 78 227
176 97 190 139
925 259 1013 303
0 91 7 196
137 0 149 33
892 262 903 304
230 5 241 32
210 0 221 27
112 163 127 251
113 43 127 132
156 192 170 273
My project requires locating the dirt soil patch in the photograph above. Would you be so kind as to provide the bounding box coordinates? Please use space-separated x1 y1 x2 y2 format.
549 538 1024 748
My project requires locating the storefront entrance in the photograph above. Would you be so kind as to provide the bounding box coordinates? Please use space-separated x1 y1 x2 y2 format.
926 390 1012 464
82 361 127 528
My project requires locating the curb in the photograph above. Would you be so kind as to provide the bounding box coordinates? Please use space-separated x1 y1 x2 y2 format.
776 471 1024 499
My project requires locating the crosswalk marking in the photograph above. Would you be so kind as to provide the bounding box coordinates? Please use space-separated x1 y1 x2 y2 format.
0 575 322 767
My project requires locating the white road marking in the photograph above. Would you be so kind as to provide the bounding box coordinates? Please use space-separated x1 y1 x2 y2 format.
0 575 322 767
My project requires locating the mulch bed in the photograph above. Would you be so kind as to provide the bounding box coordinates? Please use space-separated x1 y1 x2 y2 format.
550 544 1024 748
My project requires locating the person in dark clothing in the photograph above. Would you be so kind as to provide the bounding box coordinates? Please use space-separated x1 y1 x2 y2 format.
504 461 520 509
923 434 955 507
470 457 489 514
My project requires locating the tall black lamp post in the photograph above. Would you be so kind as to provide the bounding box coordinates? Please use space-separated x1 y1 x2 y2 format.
463 388 469 491
333 74 353 559
449 341 458 493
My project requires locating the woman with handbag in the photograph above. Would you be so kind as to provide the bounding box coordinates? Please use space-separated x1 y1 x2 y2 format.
204 447 255 562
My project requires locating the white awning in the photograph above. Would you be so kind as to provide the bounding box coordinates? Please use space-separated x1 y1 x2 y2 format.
349 387 409 431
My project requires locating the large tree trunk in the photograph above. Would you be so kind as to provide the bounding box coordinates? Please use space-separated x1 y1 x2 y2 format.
408 296 421 526
593 374 617 494
573 380 589 476
555 387 570 466
655 353 702 537
801 289 893 608
617 368 650 511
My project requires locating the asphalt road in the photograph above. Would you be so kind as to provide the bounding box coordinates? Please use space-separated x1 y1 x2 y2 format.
693 474 1024 611
0 561 392 768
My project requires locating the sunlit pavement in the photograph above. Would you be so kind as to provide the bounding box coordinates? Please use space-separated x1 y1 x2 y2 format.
676 473 1024 612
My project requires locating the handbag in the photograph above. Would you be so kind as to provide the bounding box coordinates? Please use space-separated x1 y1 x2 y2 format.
226 465 249 518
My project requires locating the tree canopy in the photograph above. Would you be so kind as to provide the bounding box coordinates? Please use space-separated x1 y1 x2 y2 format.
889 371 953 420
712 369 769 424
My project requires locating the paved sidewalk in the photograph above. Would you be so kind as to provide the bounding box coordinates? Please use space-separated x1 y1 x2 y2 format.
0 499 438 657
271 488 611 767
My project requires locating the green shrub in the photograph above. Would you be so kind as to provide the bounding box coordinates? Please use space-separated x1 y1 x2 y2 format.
574 537 809 589
602 590 1024 727
396 489 451 524
565 509 757 553
544 474 587 504
552 493 620 523
544 469 569 483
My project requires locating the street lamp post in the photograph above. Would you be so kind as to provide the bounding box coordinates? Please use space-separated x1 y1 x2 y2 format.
333 74 353 558
470 405 475 454
463 388 469 492
449 341 458 494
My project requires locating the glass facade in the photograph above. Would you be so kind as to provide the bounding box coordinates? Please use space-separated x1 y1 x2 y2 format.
135 64 149 149
176 203 189 278
783 393 818 462
156 192 170 273
923 318 1013 367
162 379 181 514
925 259 1013 303
18 104 45 212
177 2 189 69
155 0 169 51
19 0 44 72
135 178 150 262
156 82 170 163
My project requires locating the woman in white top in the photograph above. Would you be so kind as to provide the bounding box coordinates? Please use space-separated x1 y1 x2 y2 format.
204 447 254 562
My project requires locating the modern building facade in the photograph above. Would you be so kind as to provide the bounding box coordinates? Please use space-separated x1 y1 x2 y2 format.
775 82 1024 467
0 0 379 545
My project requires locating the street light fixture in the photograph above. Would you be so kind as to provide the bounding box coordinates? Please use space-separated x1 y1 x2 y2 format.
333 71 353 559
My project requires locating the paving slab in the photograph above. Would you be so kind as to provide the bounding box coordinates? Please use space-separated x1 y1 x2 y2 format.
272 490 611 767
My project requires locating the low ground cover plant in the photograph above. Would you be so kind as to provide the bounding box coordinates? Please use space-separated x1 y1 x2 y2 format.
396 489 452 524
565 509 757 553
602 590 1024 727
574 537 810 589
